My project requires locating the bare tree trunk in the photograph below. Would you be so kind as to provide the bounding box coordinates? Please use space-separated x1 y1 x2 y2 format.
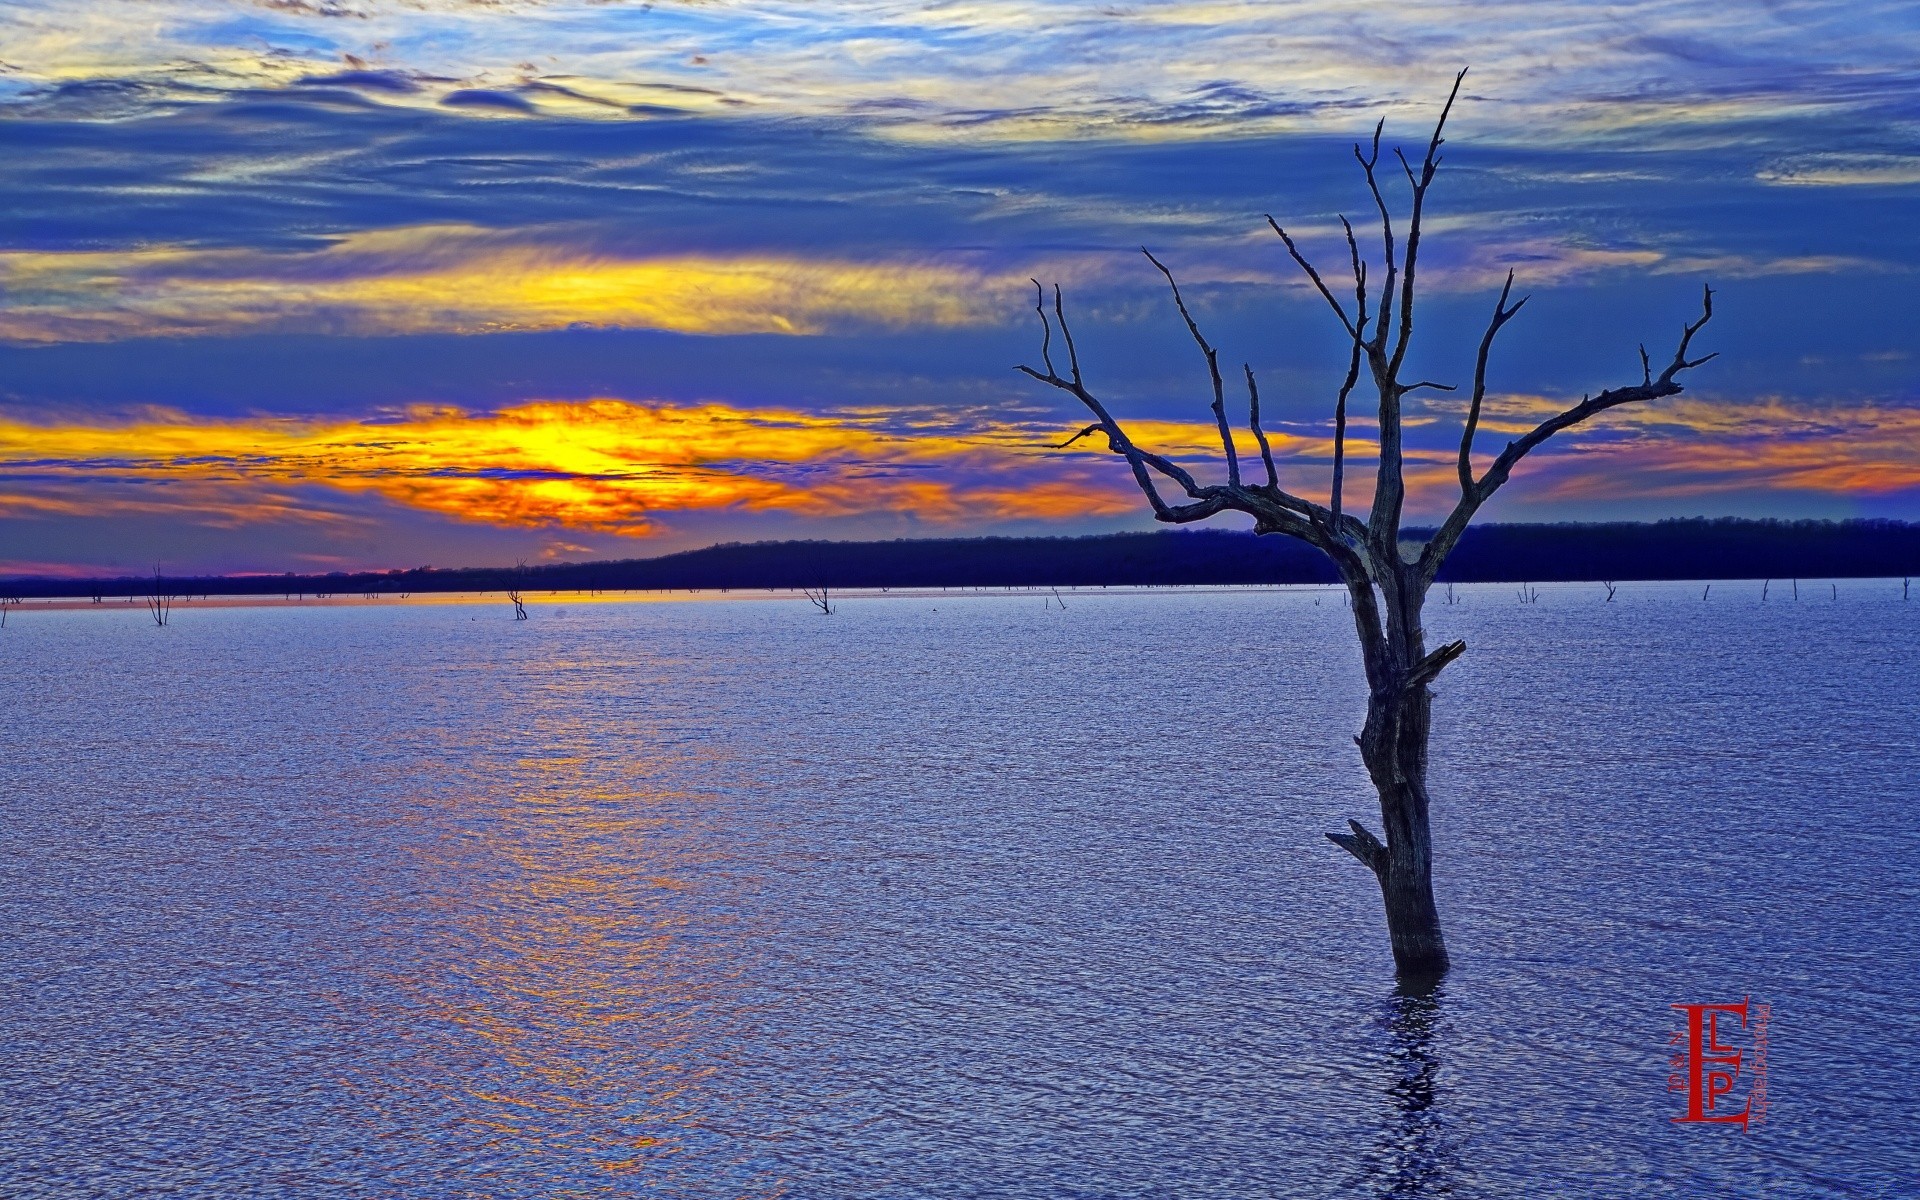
1361 688 1448 975
1332 570 1450 974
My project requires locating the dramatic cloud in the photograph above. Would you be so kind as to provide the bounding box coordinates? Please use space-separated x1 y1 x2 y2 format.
4 394 1914 555
0 400 1152 538
1 0 1916 572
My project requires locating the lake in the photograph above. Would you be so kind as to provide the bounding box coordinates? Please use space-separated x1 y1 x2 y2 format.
3 583 1916 1197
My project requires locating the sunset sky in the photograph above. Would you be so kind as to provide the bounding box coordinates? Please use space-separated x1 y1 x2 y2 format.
2 0 1917 575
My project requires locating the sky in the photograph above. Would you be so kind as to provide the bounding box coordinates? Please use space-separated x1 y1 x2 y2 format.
1 0 1917 576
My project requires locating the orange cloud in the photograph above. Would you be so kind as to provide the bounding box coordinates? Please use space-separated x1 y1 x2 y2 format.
3 393 1914 543
0 399 1153 534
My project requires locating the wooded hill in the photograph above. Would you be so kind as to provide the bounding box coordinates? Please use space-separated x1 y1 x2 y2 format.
6 518 1917 599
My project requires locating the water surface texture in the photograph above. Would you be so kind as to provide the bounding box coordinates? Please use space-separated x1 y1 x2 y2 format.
5 585 1917 1197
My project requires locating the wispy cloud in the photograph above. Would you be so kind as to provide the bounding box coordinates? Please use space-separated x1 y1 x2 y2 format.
0 226 1018 342
5 0 1917 143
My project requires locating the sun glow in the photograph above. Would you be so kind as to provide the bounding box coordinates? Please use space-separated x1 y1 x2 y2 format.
0 399 1163 535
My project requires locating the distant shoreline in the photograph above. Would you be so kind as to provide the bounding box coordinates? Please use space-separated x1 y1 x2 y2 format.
3 519 1916 601
3 577 1913 613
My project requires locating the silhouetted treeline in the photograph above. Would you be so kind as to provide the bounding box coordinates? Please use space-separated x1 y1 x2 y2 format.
6 519 1918 600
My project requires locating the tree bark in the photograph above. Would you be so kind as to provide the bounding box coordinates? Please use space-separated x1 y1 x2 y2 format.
1361 688 1448 976
1342 569 1448 975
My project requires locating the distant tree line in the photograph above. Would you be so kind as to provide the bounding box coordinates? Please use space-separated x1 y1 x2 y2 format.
5 518 1917 600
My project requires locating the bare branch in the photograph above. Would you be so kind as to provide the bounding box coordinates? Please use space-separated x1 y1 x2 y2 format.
1057 422 1103 449
1144 248 1240 487
1329 216 1371 524
1245 364 1279 489
1053 283 1085 387
1406 639 1466 691
1341 215 1371 340
1328 818 1388 877
1332 333 1361 522
1353 120 1398 351
1388 66 1468 379
1029 278 1056 378
1017 343 1180 520
1426 283 1715 587
1404 380 1456 394
1021 285 1280 530
1459 269 1527 493
1267 215 1355 337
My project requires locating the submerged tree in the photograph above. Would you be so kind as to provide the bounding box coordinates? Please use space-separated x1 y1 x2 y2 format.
1018 70 1716 976
146 563 175 628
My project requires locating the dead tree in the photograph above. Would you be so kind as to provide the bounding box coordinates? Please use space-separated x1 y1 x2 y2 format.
1018 69 1716 976
146 564 174 627
509 559 529 620
803 585 834 615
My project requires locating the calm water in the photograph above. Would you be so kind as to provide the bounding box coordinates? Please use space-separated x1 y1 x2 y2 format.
3 584 1917 1198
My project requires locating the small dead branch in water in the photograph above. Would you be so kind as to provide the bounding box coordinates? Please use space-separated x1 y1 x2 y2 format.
803 585 834 615
509 559 530 620
1762 579 1769 601
1517 583 1539 605
1702 584 1711 601
1603 581 1616 603
1046 587 1067 610
146 564 174 627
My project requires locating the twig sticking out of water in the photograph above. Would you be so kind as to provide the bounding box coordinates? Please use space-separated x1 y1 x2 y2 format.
804 585 834 615
1046 587 1067 610
1702 584 1711 601
146 563 173 627
1517 583 1539 605
1762 579 1769 602
509 559 530 620
1603 581 1617 603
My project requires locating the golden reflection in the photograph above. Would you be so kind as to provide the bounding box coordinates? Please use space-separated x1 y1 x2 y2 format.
346 738 777 1192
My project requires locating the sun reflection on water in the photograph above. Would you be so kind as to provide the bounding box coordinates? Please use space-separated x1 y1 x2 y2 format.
342 736 778 1196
